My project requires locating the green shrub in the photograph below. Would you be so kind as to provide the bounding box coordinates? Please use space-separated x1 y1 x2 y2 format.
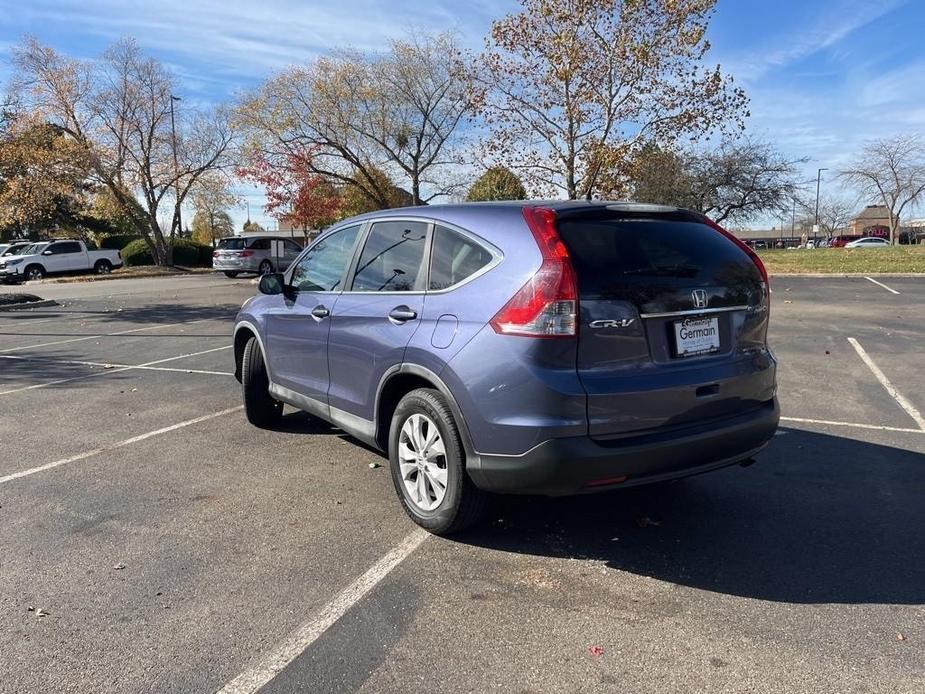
121 238 214 267
99 234 141 250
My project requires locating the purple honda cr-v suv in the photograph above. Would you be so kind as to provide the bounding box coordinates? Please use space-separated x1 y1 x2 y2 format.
233 201 779 535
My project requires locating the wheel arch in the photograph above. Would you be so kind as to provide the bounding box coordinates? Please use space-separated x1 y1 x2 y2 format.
24 263 46 278
374 364 476 459
233 321 266 383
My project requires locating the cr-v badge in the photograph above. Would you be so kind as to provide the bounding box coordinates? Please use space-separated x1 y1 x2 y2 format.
589 318 635 328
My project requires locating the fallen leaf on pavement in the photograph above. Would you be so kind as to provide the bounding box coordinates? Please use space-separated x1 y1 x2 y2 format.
113 563 126 570
588 645 604 656
368 462 382 469
36 609 49 618
897 633 906 641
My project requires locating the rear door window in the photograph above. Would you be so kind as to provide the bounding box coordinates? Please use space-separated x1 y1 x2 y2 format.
428 226 494 290
351 221 429 292
248 238 271 250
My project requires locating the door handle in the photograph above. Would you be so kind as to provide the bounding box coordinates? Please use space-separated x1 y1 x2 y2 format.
311 305 330 320
388 305 418 323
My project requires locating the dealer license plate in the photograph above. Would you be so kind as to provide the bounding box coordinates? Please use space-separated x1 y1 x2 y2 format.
674 316 720 356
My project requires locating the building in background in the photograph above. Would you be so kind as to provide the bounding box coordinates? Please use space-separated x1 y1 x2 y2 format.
849 205 893 237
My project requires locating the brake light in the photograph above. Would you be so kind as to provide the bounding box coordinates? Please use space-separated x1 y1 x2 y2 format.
490 207 578 337
239 250 254 257
701 216 770 300
212 250 219 258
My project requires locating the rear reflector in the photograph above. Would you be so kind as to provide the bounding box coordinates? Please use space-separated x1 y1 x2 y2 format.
489 207 578 338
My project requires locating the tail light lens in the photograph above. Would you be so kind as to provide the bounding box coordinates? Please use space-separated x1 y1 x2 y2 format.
490 207 578 337
212 250 219 258
239 250 254 257
702 216 770 303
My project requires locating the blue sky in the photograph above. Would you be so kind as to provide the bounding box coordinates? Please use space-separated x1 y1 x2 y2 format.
1 0 923 229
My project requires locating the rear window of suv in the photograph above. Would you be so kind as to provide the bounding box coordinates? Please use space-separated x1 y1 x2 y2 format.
218 238 246 250
556 216 763 304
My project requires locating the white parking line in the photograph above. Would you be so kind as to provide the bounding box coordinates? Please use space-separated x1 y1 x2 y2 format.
0 406 243 485
864 276 900 295
0 354 229 376
0 345 232 396
847 337 925 431
780 416 925 434
218 529 429 694
0 318 212 354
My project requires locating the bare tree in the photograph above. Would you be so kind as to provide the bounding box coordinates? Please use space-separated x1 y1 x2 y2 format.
690 138 806 224
472 0 748 199
12 37 235 264
237 31 471 208
841 134 925 244
624 138 805 225
359 33 471 204
795 191 859 238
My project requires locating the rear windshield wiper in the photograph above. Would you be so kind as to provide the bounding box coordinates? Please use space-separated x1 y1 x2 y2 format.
622 264 701 277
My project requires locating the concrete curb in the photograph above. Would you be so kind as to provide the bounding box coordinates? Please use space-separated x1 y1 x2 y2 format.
39 268 215 285
769 273 925 278
0 299 59 312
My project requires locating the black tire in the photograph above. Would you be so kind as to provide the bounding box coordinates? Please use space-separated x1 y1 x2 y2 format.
258 260 274 275
241 336 283 428
388 388 488 535
94 259 112 274
224 271 239 278
23 264 45 281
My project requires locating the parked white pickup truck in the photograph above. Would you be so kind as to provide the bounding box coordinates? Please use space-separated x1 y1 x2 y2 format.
0 240 124 283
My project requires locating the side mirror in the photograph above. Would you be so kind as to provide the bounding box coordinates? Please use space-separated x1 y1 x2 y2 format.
42 250 53 256
258 272 285 295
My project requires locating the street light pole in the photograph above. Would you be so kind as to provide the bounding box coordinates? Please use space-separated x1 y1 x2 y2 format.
169 95 182 239
814 167 827 244
790 197 796 241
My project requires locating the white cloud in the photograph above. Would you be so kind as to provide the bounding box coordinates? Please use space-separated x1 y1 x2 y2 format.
718 0 908 83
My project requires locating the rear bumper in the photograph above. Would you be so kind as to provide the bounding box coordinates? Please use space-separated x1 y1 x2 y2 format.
467 398 779 495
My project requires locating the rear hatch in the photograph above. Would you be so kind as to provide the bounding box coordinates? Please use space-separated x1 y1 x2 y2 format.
214 238 249 267
556 208 774 439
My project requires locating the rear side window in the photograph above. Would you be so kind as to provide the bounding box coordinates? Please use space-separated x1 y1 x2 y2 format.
291 225 360 292
50 242 81 254
248 238 271 250
429 226 493 290
351 221 428 292
284 240 302 253
557 217 762 302
218 238 245 250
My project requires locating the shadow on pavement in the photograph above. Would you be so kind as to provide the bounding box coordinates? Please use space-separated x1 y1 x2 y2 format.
459 427 925 605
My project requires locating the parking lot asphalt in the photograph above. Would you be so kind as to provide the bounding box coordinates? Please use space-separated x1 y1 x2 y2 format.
0 274 923 693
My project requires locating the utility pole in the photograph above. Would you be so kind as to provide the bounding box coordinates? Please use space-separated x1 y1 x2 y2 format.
169 95 182 239
790 198 796 241
814 168 827 245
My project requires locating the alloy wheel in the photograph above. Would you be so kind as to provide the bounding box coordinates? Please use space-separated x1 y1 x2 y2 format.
397 413 448 511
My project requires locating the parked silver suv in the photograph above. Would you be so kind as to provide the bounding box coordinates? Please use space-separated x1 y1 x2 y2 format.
213 236 303 278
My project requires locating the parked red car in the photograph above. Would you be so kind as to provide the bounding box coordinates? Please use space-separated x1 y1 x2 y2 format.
830 235 862 247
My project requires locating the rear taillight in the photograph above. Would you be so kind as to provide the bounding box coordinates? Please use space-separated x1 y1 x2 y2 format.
212 250 219 258
490 207 578 338
702 216 770 302
239 250 254 257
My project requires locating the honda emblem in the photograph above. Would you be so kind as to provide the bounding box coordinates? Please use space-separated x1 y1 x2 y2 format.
692 289 708 309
